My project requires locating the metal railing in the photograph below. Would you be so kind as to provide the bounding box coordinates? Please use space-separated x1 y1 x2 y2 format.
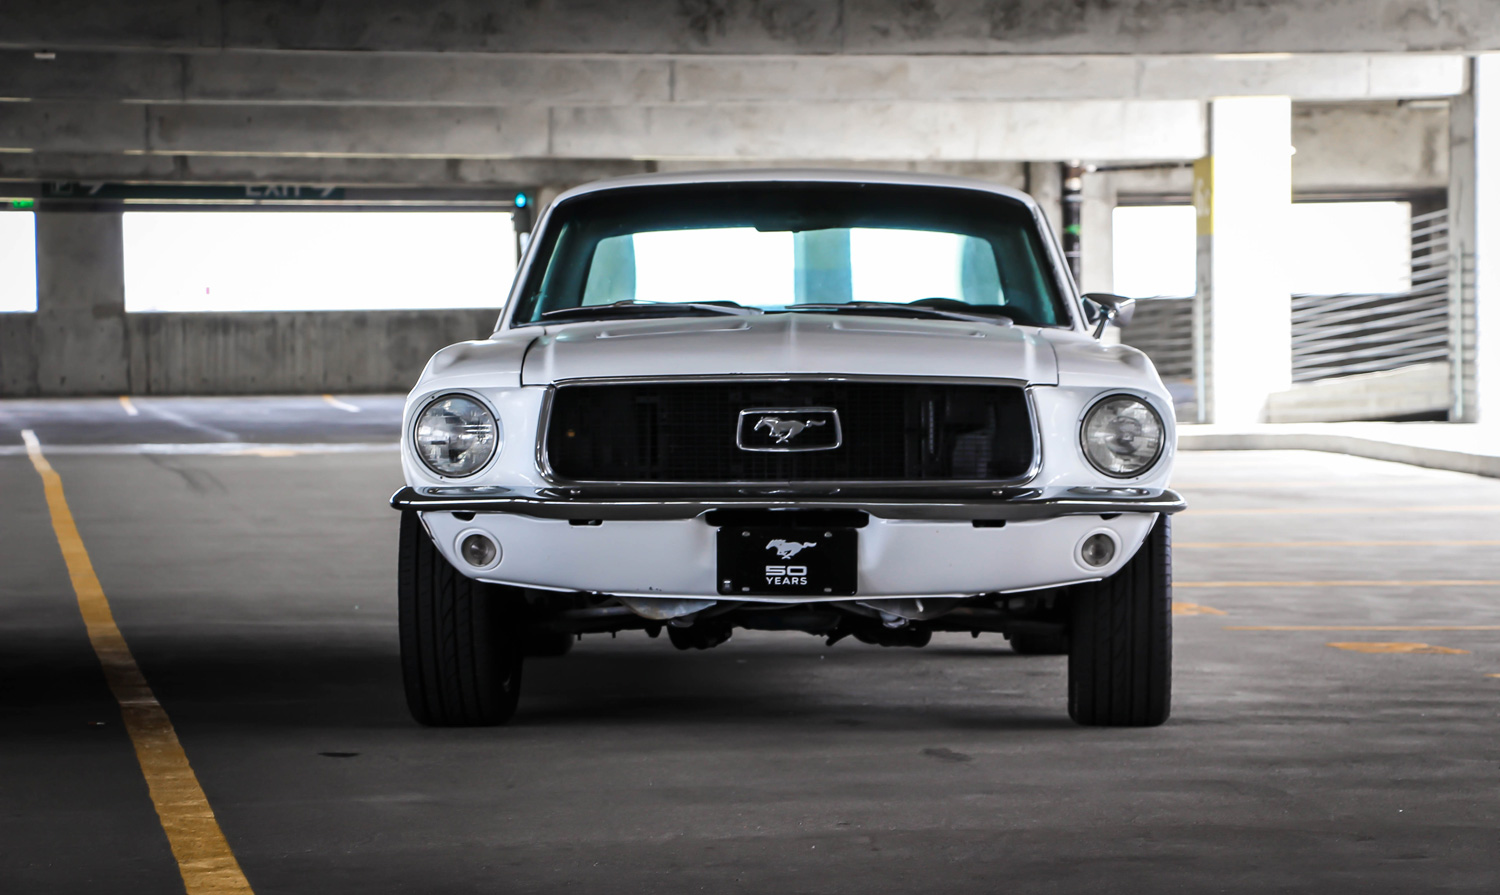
1119 296 1194 381
1290 207 1450 383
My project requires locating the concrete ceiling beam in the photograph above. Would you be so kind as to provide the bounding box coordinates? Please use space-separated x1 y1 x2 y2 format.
676 53 1466 103
549 100 1205 161
0 49 1468 105
3 1 1500 54
1 98 1206 161
0 151 656 189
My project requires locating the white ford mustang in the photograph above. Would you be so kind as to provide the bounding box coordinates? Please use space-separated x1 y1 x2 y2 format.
391 170 1183 728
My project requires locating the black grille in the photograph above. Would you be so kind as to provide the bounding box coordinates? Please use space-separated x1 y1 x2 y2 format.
544 380 1034 482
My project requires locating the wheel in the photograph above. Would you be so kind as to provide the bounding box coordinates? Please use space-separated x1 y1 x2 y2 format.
398 511 524 726
1066 515 1172 727
1009 629 1068 655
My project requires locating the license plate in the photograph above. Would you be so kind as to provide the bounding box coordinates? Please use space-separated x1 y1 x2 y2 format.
716 527 858 597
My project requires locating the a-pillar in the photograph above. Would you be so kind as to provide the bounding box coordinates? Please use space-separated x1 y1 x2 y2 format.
33 210 131 394
1451 55 1500 427
1192 97 1293 425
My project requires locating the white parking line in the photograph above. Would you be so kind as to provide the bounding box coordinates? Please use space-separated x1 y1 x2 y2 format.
323 395 361 413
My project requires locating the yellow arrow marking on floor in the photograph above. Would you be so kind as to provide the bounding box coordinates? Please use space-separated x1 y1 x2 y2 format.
1173 602 1226 616
1327 642 1469 655
22 430 253 895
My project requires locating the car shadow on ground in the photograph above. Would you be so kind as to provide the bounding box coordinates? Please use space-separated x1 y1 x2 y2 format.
4 631 1078 734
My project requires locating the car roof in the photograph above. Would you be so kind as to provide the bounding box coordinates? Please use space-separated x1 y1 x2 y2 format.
547 168 1041 211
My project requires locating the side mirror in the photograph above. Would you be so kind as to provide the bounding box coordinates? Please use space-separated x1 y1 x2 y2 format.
1081 293 1136 338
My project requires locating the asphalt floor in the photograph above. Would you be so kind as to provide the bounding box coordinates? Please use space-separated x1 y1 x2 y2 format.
2 396 1498 893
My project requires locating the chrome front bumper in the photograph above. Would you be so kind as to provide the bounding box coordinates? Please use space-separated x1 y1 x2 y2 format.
389 485 1186 522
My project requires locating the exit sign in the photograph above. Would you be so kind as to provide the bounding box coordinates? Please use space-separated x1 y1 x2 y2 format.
41 183 346 202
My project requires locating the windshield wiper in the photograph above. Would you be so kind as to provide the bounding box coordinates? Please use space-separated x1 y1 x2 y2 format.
539 300 762 323
787 302 1016 326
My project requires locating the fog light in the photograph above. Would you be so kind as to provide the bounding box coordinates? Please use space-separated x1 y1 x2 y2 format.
1080 533 1116 567
460 533 499 568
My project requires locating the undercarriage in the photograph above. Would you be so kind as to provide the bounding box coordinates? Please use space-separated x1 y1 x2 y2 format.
522 589 1071 651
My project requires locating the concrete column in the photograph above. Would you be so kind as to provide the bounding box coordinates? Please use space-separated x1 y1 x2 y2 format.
1025 162 1064 246
34 210 131 394
1193 97 1293 425
1449 70 1479 421
1474 55 1500 427
1079 170 1116 296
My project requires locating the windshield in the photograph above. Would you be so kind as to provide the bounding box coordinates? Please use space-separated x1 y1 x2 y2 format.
511 183 1071 328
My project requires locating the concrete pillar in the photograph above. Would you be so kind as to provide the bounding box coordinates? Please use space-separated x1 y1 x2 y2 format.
1473 55 1500 427
1025 162 1064 247
1193 97 1293 425
1079 170 1116 296
1449 69 1479 422
34 210 131 394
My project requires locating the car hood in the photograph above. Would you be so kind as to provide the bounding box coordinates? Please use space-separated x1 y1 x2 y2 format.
518 313 1059 385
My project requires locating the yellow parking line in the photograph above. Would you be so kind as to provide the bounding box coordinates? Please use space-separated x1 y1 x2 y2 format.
22 430 252 895
1192 505 1500 516
1178 540 1500 549
1327 642 1468 654
120 395 139 416
1179 580 1500 588
1227 625 1500 631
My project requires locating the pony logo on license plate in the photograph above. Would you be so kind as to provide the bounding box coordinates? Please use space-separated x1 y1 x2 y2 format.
717 527 857 596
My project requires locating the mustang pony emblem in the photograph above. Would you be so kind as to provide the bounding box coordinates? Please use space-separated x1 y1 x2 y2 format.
754 416 826 444
766 539 818 559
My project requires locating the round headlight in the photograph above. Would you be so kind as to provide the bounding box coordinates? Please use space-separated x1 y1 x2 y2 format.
413 394 499 477
1080 395 1164 478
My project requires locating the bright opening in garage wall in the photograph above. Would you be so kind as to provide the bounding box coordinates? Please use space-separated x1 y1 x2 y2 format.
0 212 37 312
122 211 516 313
1112 201 1414 299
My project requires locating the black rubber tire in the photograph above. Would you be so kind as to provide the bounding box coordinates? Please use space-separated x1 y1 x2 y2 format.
1066 515 1172 727
398 511 524 726
1009 630 1069 655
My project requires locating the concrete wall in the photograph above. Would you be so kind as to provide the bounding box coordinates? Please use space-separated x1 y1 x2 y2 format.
0 207 500 397
1264 362 1451 422
1 308 499 396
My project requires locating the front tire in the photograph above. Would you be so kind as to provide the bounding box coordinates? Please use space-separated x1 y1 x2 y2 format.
1066 515 1172 727
398 511 524 726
